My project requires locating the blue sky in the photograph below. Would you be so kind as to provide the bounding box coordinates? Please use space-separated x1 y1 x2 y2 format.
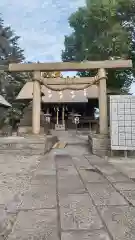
0 0 85 62
0 0 134 93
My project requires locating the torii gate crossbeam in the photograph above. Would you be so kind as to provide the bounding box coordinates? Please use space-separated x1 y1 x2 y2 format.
8 60 132 72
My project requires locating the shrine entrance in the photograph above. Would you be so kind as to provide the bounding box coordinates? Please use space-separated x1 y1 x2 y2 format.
5 60 131 134
0 60 132 155
42 100 98 131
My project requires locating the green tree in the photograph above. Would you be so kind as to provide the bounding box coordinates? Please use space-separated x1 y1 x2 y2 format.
0 15 27 128
62 0 135 91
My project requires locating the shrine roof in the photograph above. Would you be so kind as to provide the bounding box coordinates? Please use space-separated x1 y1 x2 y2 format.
16 81 124 103
0 95 11 107
16 82 98 102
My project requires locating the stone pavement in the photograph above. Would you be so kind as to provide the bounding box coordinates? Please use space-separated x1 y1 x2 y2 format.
0 133 135 239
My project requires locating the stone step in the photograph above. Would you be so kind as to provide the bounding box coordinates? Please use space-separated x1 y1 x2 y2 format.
0 135 58 154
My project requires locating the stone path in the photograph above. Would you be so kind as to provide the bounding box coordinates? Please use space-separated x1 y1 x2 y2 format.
0 133 135 239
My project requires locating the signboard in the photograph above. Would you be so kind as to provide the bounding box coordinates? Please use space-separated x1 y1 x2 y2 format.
110 95 135 150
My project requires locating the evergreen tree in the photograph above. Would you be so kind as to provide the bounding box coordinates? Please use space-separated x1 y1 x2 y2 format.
0 15 27 127
62 0 135 91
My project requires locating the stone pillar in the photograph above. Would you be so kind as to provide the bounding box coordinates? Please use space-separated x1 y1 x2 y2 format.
88 71 110 157
98 68 108 135
32 71 41 134
62 106 65 125
56 107 59 125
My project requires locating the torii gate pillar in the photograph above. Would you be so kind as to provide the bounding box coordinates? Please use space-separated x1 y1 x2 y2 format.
98 68 108 135
32 71 41 134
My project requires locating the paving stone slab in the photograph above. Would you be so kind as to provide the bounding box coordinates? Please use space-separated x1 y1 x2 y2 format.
65 145 89 156
30 174 56 186
37 154 55 168
54 152 71 159
0 150 44 155
110 162 135 179
0 186 15 205
8 209 59 240
55 156 73 168
85 155 107 164
93 164 119 175
120 190 135 206
61 230 111 240
59 193 103 230
98 206 135 240
0 155 40 175
105 172 131 183
58 175 86 194
0 208 16 239
79 169 108 183
114 182 135 191
87 183 127 206
6 194 22 214
19 185 57 210
0 174 32 196
72 156 93 169
32 169 56 176
36 161 56 172
57 166 78 177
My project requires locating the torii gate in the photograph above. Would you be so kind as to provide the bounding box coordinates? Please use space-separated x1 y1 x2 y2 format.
0 60 132 135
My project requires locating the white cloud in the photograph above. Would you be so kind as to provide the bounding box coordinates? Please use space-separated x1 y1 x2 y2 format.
0 0 85 62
